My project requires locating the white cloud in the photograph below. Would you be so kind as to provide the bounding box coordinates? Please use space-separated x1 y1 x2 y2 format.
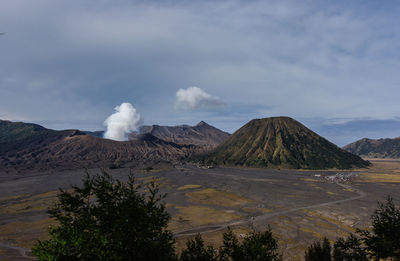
175 87 225 111
103 102 142 141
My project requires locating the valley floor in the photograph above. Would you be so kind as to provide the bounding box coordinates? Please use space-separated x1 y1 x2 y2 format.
0 159 399 260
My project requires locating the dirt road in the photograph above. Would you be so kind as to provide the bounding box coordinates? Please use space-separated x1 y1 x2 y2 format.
174 172 366 237
0 242 34 260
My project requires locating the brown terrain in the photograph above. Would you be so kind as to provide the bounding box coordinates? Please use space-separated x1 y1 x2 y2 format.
134 121 230 148
0 120 229 173
1 131 195 172
1 118 399 260
0 159 399 260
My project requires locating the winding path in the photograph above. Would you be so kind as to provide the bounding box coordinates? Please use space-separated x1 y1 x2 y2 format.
174 175 366 238
0 242 34 259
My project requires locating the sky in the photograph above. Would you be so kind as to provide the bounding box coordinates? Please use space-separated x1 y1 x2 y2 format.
1 0 400 146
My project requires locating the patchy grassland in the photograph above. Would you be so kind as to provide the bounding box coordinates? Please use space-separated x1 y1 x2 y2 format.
358 173 400 183
0 218 56 249
186 188 253 207
171 205 241 228
1 159 400 260
0 190 58 215
177 184 202 191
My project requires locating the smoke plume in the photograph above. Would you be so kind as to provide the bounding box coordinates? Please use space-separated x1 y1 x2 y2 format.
103 102 142 141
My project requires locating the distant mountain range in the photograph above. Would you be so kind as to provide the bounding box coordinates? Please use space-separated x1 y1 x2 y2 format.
199 117 369 169
1 117 371 172
0 120 229 172
85 121 230 149
344 137 400 158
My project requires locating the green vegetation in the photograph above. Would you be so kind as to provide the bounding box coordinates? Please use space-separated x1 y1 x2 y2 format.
180 227 282 261
305 196 400 261
32 171 282 261
200 117 369 169
180 235 218 261
0 120 57 154
218 227 282 261
0 120 83 156
0 120 49 144
333 234 367 261
32 170 176 261
304 237 331 261
33 171 399 261
358 196 400 260
344 137 400 159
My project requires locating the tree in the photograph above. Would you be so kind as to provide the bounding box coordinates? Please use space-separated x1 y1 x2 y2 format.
179 227 281 261
305 237 331 261
358 196 400 260
239 227 282 261
218 228 242 261
180 234 217 261
219 227 282 261
32 170 176 261
305 196 400 261
333 234 367 261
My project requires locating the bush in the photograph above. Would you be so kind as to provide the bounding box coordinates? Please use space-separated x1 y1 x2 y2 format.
305 196 400 261
237 227 282 261
305 237 331 261
34 168 400 261
32 170 176 261
219 226 281 261
179 227 281 261
180 234 218 261
358 196 400 260
333 234 367 261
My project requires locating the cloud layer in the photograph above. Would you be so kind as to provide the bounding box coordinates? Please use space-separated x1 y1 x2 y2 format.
103 103 142 141
1 0 400 144
175 87 225 111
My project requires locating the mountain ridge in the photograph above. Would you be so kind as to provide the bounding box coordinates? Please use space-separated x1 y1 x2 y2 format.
344 137 400 158
200 116 369 169
0 120 224 172
135 121 230 148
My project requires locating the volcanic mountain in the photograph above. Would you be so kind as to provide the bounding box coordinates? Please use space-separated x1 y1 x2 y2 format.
0 120 222 172
344 137 400 158
201 117 369 169
136 121 230 148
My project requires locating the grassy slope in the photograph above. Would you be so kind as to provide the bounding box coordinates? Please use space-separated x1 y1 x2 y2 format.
203 117 369 169
0 120 66 154
344 137 400 158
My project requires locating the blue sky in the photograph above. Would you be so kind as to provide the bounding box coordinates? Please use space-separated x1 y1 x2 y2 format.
1 0 400 146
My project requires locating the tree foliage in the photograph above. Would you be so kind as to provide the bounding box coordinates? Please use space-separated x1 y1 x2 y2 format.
218 227 282 261
333 234 367 261
305 196 400 261
305 237 331 261
358 196 400 260
218 228 242 261
32 168 400 261
32 170 176 261
179 227 281 261
180 234 218 261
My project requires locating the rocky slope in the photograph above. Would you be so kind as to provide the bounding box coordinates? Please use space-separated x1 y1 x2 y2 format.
200 117 369 169
0 120 201 172
344 137 400 158
135 121 230 148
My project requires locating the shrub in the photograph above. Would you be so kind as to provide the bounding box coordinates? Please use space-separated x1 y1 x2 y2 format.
305 237 331 261
32 170 176 261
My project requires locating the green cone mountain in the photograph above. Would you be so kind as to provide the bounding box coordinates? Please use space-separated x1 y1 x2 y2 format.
201 117 369 169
